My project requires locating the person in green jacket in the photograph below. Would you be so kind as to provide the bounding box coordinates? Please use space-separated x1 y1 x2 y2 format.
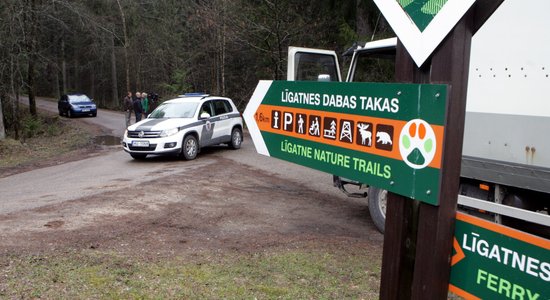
141 92 149 118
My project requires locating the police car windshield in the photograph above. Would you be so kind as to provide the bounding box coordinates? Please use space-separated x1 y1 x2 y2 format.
148 102 198 118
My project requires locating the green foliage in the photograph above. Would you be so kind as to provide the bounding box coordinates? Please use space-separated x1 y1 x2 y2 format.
21 116 42 139
338 19 359 46
160 69 193 96
21 115 62 139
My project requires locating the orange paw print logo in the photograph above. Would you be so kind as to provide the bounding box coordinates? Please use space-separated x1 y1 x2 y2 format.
399 119 436 169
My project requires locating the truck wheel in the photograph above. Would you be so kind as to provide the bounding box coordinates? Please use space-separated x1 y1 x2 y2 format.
368 187 387 233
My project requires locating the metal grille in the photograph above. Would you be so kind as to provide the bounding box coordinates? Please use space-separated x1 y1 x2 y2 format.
128 144 157 151
127 131 162 138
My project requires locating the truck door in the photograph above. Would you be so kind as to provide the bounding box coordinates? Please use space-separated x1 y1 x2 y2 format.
287 47 342 82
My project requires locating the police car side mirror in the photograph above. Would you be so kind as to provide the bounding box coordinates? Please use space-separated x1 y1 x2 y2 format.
199 112 211 120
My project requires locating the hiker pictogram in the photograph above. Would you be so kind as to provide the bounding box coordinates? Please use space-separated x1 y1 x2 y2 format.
296 113 307 135
323 117 337 140
399 119 436 169
356 122 373 147
339 120 354 143
375 124 394 151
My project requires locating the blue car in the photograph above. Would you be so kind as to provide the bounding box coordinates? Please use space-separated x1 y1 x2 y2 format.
58 94 97 118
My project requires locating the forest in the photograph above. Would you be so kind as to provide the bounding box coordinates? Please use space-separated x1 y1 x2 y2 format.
0 0 393 139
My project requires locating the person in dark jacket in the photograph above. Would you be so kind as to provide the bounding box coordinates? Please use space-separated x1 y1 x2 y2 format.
124 91 133 127
133 92 143 122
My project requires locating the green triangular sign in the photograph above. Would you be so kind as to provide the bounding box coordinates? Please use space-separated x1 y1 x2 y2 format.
374 0 476 66
398 0 449 31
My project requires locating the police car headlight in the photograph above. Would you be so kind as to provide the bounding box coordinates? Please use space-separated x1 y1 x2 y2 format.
160 128 179 137
124 129 128 137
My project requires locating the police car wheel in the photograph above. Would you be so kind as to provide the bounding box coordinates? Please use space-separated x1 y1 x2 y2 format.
182 135 198 160
229 128 242 149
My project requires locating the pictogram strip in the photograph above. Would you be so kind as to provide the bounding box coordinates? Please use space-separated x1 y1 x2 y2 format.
255 104 444 169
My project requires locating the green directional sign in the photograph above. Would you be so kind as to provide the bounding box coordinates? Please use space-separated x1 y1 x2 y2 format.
450 213 550 299
244 80 448 205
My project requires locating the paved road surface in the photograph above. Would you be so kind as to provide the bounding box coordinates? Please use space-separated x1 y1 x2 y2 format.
1 98 351 214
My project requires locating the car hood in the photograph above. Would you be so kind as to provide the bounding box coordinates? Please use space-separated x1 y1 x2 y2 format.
128 118 199 131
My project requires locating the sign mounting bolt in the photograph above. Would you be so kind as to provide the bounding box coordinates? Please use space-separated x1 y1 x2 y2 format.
435 93 440 98
426 190 432 195
390 181 395 186
397 91 402 96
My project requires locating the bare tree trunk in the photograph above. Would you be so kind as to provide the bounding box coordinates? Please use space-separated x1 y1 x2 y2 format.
27 59 36 115
10 57 20 140
116 0 130 94
25 0 37 116
219 0 226 95
110 32 119 108
356 0 371 39
0 94 5 140
73 56 78 92
53 64 60 100
60 37 67 95
90 69 95 102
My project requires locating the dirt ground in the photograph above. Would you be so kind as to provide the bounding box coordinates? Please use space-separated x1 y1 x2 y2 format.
0 102 388 298
0 118 383 259
0 154 383 256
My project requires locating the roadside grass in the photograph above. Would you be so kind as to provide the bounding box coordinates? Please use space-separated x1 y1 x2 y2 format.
0 249 381 299
0 112 92 169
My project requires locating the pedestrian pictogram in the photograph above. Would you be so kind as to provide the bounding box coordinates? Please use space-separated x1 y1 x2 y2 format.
356 122 373 147
399 119 436 169
323 117 337 140
339 120 354 143
375 124 394 151
296 113 307 135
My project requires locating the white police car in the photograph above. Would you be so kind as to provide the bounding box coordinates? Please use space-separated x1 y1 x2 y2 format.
123 94 243 160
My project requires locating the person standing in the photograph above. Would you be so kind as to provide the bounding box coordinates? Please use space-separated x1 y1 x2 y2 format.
142 92 149 118
123 91 133 127
133 92 143 122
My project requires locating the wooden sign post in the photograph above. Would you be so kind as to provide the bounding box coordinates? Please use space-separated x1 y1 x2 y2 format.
378 1 504 299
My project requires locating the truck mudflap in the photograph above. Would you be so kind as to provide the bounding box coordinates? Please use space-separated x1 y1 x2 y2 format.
332 175 367 198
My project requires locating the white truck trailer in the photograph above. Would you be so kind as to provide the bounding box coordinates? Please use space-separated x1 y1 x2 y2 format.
287 0 550 237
